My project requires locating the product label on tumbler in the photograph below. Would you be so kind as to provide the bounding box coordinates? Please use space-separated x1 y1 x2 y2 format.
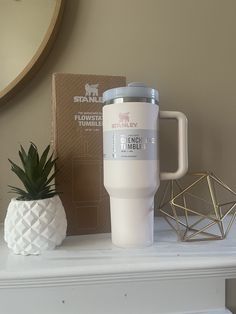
103 129 157 160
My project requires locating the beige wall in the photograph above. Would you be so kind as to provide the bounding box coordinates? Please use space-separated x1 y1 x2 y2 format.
0 0 56 90
0 0 235 311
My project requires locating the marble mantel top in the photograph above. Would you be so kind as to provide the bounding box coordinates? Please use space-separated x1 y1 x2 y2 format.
1 217 236 288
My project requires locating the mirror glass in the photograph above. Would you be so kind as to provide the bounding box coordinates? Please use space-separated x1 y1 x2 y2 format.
0 0 59 97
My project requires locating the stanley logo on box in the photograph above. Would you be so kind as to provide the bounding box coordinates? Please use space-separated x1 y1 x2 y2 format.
73 83 103 103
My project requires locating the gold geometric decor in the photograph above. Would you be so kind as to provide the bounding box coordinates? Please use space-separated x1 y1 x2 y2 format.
157 172 236 242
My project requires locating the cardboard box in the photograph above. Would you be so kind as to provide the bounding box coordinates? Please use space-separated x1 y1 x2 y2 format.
52 73 126 235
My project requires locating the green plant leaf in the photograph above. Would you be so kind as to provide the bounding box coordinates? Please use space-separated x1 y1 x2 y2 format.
45 170 58 186
41 192 58 199
18 145 27 168
39 145 50 170
9 143 59 201
28 143 39 170
42 157 57 180
8 186 31 199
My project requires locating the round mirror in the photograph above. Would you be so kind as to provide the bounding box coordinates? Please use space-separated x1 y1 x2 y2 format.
0 0 64 104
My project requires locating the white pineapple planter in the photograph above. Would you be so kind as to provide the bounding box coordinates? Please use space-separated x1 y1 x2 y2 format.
4 195 67 255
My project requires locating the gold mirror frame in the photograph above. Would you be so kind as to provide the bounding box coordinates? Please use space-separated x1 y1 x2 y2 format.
0 0 65 105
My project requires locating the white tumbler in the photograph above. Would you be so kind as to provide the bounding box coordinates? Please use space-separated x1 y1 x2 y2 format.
103 82 188 248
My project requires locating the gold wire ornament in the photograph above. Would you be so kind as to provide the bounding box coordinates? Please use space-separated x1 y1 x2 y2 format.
158 172 236 241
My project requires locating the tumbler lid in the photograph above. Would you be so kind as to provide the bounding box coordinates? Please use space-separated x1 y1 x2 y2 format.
103 82 159 104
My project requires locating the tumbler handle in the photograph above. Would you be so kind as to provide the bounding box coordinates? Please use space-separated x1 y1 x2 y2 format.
159 111 188 180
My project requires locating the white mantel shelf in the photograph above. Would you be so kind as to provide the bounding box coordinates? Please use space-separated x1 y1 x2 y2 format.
1 217 236 314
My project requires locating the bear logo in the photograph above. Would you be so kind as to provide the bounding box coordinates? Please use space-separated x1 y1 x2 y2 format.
85 83 99 97
119 112 130 123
